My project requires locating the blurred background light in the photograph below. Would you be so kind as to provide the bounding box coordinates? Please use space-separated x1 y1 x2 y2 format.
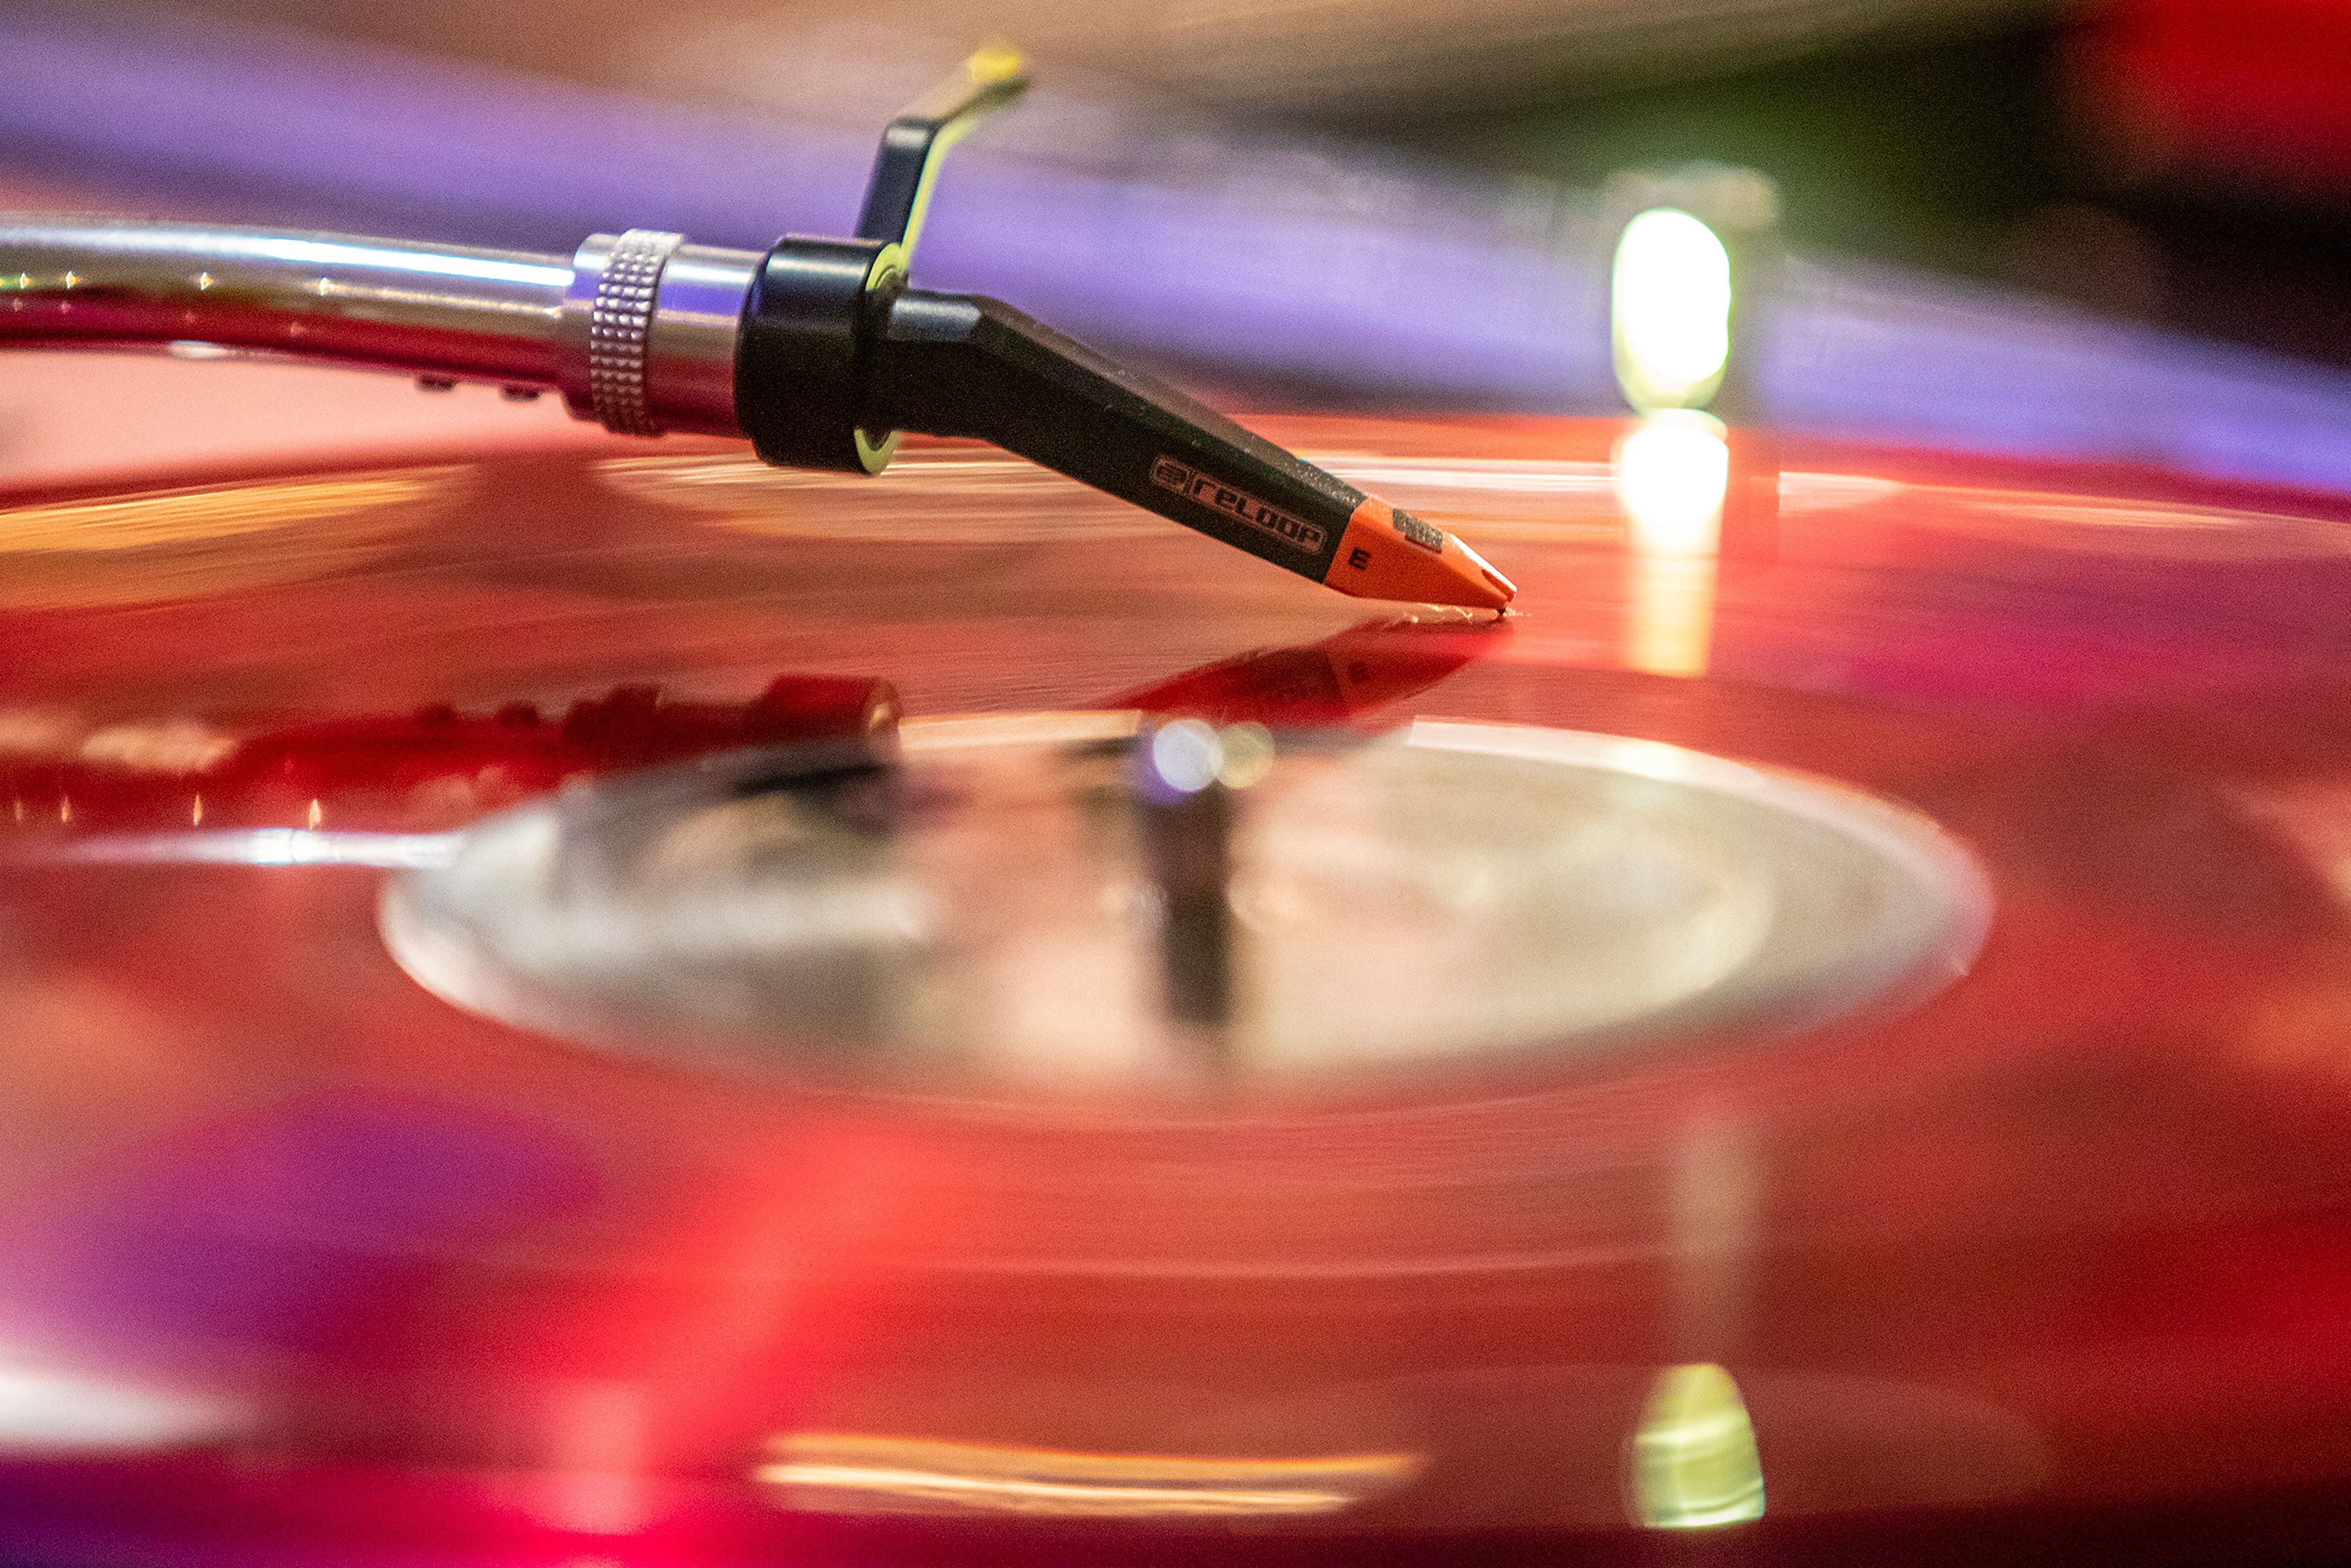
1613 208 1733 411
1616 413 1729 678
0 1365 236 1454
11 1 2351 492
1143 720 1277 797
1616 413 1730 557
1214 722 1277 790
1149 720 1224 797
1628 1362 1765 1529
757 1432 1421 1518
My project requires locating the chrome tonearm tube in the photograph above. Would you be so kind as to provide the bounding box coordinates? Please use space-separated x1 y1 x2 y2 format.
0 219 756 437
0 50 1515 611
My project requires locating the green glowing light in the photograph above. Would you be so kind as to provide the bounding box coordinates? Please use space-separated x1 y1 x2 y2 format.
1627 1362 1765 1529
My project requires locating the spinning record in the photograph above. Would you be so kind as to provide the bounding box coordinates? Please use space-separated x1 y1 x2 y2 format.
4 413 2351 1565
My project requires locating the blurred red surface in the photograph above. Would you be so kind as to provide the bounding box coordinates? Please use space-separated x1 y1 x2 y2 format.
3 407 2351 1563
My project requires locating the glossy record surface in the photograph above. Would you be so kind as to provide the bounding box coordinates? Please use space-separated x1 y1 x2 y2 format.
5 412 2351 1562
378 718 1985 1094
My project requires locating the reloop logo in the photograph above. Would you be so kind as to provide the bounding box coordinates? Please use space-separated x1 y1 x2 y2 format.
1150 456 1325 553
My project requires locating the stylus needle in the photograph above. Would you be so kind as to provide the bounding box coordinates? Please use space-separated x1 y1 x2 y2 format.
864 289 1517 612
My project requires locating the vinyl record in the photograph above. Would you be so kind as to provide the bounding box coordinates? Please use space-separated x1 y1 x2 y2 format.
5 414 2351 1564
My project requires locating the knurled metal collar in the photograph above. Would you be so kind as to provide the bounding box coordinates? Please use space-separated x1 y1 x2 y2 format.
584 229 683 437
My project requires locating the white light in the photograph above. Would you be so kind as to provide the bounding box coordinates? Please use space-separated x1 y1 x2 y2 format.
1149 720 1223 795
1613 209 1734 411
1616 415 1731 557
0 1367 235 1454
236 234 572 290
30 829 462 868
1617 415 1730 677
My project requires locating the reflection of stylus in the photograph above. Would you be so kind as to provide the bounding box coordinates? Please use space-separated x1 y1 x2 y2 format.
0 51 1513 613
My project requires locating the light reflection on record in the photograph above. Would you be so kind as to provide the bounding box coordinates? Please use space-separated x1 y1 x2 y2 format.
0 468 459 607
381 719 1989 1100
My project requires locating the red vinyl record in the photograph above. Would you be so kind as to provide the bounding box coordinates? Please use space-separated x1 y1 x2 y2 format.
5 412 2351 1564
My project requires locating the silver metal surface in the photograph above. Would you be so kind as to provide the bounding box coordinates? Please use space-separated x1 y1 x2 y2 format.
382 719 1992 1100
646 243 759 435
0 217 756 437
577 228 680 435
0 218 574 383
559 232 755 436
